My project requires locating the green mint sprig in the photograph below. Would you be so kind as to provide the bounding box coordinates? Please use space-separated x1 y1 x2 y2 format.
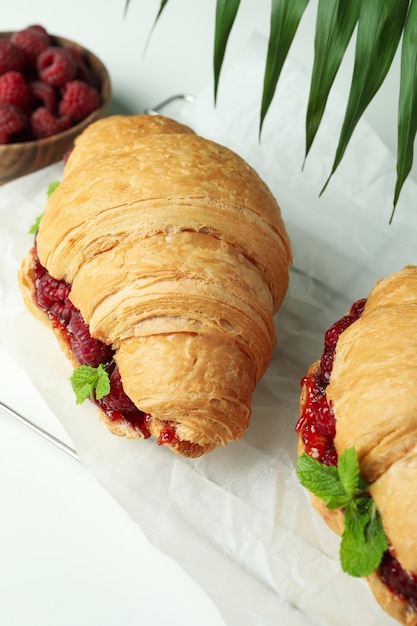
70 364 110 404
296 447 388 577
29 213 43 234
47 180 60 196
28 181 61 234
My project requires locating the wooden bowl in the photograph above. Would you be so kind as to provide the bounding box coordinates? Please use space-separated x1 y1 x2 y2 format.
0 32 111 185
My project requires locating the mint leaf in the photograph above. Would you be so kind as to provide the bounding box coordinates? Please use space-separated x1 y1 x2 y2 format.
340 498 388 577
95 366 111 400
47 180 60 196
28 181 60 234
325 493 353 510
29 213 43 234
296 453 349 508
70 364 110 404
297 447 388 578
366 500 388 558
337 446 360 498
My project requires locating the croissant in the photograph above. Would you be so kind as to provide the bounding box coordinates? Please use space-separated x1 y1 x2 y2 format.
18 114 291 457
296 266 417 625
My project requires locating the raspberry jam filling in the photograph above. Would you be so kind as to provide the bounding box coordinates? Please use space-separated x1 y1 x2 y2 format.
32 247 151 439
32 247 207 454
295 298 367 467
295 297 417 607
380 550 417 611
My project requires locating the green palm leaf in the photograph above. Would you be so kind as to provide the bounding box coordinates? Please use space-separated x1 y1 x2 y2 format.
321 0 409 194
149 0 169 20
393 0 417 217
124 0 170 28
124 0 169 17
260 0 310 134
124 0 130 16
127 0 416 217
305 0 360 159
213 0 241 102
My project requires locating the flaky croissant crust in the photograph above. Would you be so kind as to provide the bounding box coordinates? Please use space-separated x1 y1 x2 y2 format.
298 266 417 625
28 114 291 456
328 266 417 573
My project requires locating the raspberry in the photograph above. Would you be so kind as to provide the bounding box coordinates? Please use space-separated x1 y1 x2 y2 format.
1 26 103 143
0 40 26 74
50 299 76 324
11 25 50 65
75 62 101 90
30 107 71 139
32 257 74 323
29 80 57 113
32 252 47 281
63 47 100 89
98 366 138 413
37 274 74 323
0 71 32 112
68 310 113 367
37 46 77 87
36 272 71 310
26 25 49 39
59 79 100 122
64 46 85 65
0 103 27 143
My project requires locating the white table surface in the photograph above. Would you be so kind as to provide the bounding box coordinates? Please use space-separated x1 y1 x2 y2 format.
0 2 406 625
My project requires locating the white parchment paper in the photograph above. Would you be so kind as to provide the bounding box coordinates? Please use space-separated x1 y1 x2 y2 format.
1 33 416 626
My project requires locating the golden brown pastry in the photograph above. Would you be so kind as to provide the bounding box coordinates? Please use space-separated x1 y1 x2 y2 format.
19 113 291 457
296 266 417 625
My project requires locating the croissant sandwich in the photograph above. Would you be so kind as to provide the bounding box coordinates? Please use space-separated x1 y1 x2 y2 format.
18 114 292 457
296 266 417 624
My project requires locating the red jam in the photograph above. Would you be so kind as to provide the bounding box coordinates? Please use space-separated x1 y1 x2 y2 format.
31 247 151 439
380 550 417 611
158 424 177 445
296 373 337 466
295 298 366 466
296 297 417 608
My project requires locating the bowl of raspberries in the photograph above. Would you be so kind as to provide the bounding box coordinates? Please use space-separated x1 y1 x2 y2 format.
0 24 111 184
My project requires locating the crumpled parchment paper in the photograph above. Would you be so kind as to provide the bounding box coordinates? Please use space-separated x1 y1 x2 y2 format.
1 32 416 626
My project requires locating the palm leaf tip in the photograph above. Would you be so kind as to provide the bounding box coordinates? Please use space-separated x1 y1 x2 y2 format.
323 0 409 199
392 0 417 219
305 0 360 159
213 0 241 102
131 0 417 217
259 0 310 135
